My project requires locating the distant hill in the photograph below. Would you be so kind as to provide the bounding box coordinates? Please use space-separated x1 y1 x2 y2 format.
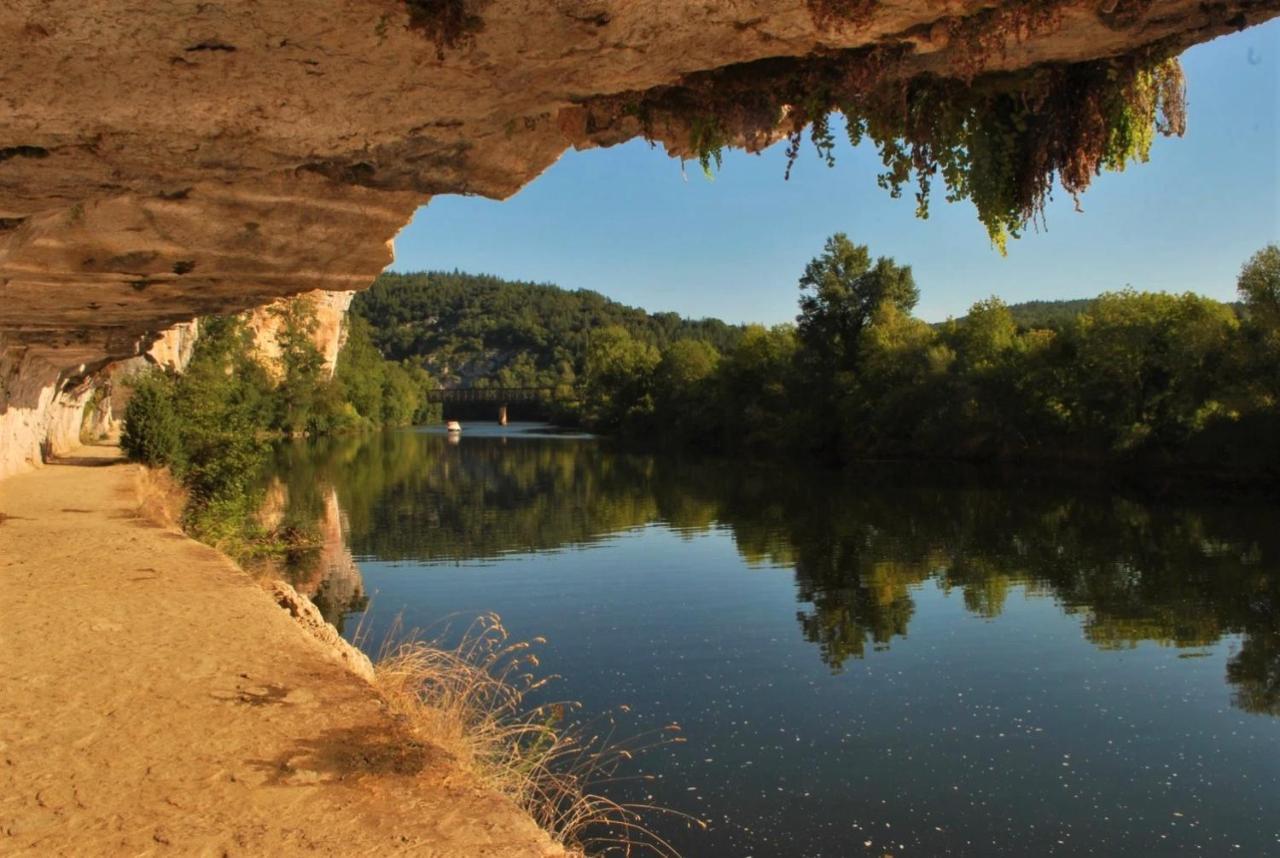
1004 298 1096 329
352 271 743 389
953 297 1244 330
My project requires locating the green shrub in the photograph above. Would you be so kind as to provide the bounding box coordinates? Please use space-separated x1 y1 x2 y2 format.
120 371 182 468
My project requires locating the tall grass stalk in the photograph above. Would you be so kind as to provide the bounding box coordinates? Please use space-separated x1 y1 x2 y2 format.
372 613 703 856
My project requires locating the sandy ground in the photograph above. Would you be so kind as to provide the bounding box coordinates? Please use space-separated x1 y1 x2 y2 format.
0 447 564 857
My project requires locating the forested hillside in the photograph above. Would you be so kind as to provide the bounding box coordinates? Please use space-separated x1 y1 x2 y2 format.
353 271 743 389
990 298 1243 331
569 238 1280 479
997 299 1095 330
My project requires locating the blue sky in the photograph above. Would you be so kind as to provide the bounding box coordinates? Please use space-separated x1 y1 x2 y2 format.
391 21 1280 325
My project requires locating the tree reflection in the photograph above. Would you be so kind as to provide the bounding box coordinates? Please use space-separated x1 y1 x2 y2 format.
261 431 1280 716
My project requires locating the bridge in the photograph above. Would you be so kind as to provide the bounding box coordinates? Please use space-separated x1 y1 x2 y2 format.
425 386 579 424
424 386 578 404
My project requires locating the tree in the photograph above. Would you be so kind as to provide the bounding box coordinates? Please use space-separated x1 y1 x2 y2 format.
951 297 1017 374
1238 244 1280 404
1238 244 1280 332
120 370 181 468
173 315 274 501
336 315 390 422
718 325 798 451
271 297 327 434
1068 290 1239 452
655 339 722 447
843 301 939 454
656 339 720 390
796 234 919 376
582 325 660 433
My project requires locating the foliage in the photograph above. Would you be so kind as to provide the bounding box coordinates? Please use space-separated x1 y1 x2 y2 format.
352 271 743 397
994 298 1096 330
121 298 439 556
336 315 440 428
354 242 1273 479
1237 244 1280 405
849 56 1186 251
120 370 182 468
796 232 918 377
582 325 660 435
714 325 799 452
611 42 1185 252
1238 244 1280 330
272 296 328 435
567 237 1278 477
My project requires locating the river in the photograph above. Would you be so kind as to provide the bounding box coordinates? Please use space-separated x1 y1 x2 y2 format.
259 423 1280 857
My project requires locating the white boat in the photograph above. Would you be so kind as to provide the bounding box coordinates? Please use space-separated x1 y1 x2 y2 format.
446 420 462 433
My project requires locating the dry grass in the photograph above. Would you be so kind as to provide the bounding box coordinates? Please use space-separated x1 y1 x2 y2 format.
135 465 189 530
372 613 702 856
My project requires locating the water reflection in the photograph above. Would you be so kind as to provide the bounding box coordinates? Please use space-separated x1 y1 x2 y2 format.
263 426 1280 717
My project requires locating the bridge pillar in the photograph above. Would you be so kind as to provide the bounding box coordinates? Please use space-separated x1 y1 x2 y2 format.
498 404 508 426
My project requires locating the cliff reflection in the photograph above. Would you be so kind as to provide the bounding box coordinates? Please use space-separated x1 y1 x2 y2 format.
263 429 1280 716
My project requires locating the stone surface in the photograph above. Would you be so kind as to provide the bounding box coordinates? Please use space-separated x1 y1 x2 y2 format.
0 338 97 479
245 290 356 379
3 0 1277 364
265 578 377 683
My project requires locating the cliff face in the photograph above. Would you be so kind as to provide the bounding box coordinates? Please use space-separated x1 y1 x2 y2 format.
0 342 96 478
1 0 1277 476
244 291 355 381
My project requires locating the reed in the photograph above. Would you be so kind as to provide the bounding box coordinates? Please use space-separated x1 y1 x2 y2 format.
372 613 703 856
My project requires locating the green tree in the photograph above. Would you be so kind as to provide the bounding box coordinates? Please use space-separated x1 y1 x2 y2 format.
1068 290 1238 452
838 301 942 455
583 325 660 434
336 315 390 422
951 297 1017 374
1238 244 1280 332
120 370 181 468
654 339 722 447
271 297 328 434
1238 244 1280 404
796 233 919 377
718 325 798 451
173 315 274 502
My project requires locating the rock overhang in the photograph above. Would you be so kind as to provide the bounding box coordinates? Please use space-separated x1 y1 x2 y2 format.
1 0 1277 371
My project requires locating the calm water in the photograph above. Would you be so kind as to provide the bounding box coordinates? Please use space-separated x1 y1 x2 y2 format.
263 424 1280 857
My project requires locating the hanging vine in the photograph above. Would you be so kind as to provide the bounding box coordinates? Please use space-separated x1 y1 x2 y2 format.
583 40 1186 254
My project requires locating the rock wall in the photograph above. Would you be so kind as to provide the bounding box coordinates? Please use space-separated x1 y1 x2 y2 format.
0 339 98 479
3 0 1276 373
146 321 201 373
244 290 355 380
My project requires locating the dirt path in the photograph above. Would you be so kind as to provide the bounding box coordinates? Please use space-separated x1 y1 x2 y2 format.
0 447 564 857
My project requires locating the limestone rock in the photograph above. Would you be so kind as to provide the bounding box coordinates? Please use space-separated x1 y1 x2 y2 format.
264 579 377 684
244 290 355 380
2 0 1275 368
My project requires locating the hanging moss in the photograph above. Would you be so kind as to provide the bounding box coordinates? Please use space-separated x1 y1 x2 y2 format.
586 41 1186 254
850 56 1187 251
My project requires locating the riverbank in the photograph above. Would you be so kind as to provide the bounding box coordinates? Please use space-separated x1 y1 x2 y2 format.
0 446 565 856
